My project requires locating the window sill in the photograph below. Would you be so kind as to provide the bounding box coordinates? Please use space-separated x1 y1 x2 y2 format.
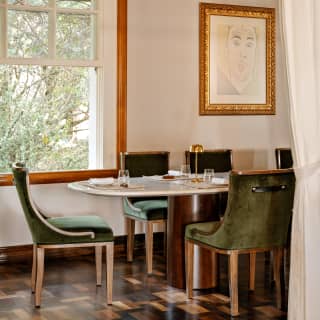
0 169 118 186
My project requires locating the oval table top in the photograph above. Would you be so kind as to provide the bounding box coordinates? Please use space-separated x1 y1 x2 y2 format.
68 176 228 197
68 174 229 289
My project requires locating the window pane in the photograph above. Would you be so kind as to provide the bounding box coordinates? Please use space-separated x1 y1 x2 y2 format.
0 8 4 57
56 14 95 59
0 65 94 172
8 10 48 58
57 0 94 9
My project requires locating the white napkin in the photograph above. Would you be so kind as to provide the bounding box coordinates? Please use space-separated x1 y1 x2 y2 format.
212 177 228 185
168 170 181 176
89 177 114 185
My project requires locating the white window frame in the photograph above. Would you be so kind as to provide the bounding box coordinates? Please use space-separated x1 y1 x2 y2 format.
0 0 118 171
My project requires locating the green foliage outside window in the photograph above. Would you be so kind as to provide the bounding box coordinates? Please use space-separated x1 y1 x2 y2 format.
0 1 96 173
0 65 90 172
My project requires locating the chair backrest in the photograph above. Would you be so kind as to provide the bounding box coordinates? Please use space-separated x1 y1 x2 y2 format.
209 169 295 250
12 163 54 243
13 163 96 244
275 148 293 169
120 151 169 177
185 149 232 173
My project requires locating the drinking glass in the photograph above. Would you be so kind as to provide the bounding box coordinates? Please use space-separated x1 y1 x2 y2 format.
203 168 214 183
118 169 130 186
180 164 191 177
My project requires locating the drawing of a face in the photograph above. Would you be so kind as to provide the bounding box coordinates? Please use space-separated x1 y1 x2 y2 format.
226 24 257 93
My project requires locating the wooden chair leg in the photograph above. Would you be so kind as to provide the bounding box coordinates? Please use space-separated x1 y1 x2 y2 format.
31 244 37 293
95 246 102 286
273 248 285 309
211 251 219 288
284 247 289 288
163 221 167 257
185 240 194 299
126 217 135 262
229 252 240 317
145 221 153 274
106 242 114 305
35 247 45 308
249 252 256 291
271 251 276 282
273 249 286 286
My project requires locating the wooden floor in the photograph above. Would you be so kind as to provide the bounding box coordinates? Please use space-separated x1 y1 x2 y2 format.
0 250 288 319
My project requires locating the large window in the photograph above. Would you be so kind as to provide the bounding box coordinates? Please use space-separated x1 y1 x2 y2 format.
0 0 119 175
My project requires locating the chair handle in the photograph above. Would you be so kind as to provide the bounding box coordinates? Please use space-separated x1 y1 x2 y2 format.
123 197 142 212
13 163 95 239
190 222 222 237
252 185 287 193
26 176 95 239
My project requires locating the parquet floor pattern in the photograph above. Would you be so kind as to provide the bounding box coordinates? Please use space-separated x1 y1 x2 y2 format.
0 252 287 319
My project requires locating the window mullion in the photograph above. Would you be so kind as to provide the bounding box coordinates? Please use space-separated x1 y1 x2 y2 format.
95 0 101 60
96 66 104 168
0 2 7 58
0 57 102 67
56 8 98 15
48 0 56 59
7 4 52 12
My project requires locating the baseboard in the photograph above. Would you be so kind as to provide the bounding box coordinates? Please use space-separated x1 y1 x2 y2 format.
0 232 165 264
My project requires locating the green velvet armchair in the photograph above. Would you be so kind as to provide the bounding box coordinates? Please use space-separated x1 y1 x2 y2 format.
185 149 232 174
12 163 114 307
186 149 232 217
120 151 169 274
275 148 293 279
185 169 295 316
275 148 293 169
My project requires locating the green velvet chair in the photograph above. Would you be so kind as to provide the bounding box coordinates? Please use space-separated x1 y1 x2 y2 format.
185 169 295 316
185 149 233 174
120 151 169 274
275 148 293 279
275 148 293 169
12 163 114 307
186 149 232 217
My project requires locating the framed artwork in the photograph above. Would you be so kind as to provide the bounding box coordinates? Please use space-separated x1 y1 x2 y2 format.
199 3 275 115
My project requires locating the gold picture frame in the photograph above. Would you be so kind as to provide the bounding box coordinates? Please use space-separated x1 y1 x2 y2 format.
199 3 275 115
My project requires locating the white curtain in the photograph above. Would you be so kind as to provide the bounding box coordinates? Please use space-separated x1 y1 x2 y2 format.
281 1 320 319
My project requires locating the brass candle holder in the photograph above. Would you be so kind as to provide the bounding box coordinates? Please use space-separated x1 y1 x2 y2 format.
189 144 204 182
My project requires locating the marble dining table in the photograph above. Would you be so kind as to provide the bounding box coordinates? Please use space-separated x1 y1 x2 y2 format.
68 175 228 289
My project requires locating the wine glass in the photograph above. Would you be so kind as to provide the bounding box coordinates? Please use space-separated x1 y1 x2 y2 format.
118 169 130 187
180 164 191 177
203 168 214 183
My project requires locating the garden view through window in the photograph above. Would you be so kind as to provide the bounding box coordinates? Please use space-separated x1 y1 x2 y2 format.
0 0 101 173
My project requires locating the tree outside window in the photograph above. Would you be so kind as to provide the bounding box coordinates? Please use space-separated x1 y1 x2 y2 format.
0 0 101 173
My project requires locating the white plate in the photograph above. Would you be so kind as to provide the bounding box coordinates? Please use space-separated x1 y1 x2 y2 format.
88 178 114 185
83 181 144 190
211 177 228 185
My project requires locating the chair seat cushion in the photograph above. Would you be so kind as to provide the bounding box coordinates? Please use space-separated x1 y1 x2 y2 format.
124 199 168 221
43 215 114 244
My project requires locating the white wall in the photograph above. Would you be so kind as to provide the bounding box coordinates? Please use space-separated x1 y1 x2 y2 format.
127 0 291 170
0 0 292 246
